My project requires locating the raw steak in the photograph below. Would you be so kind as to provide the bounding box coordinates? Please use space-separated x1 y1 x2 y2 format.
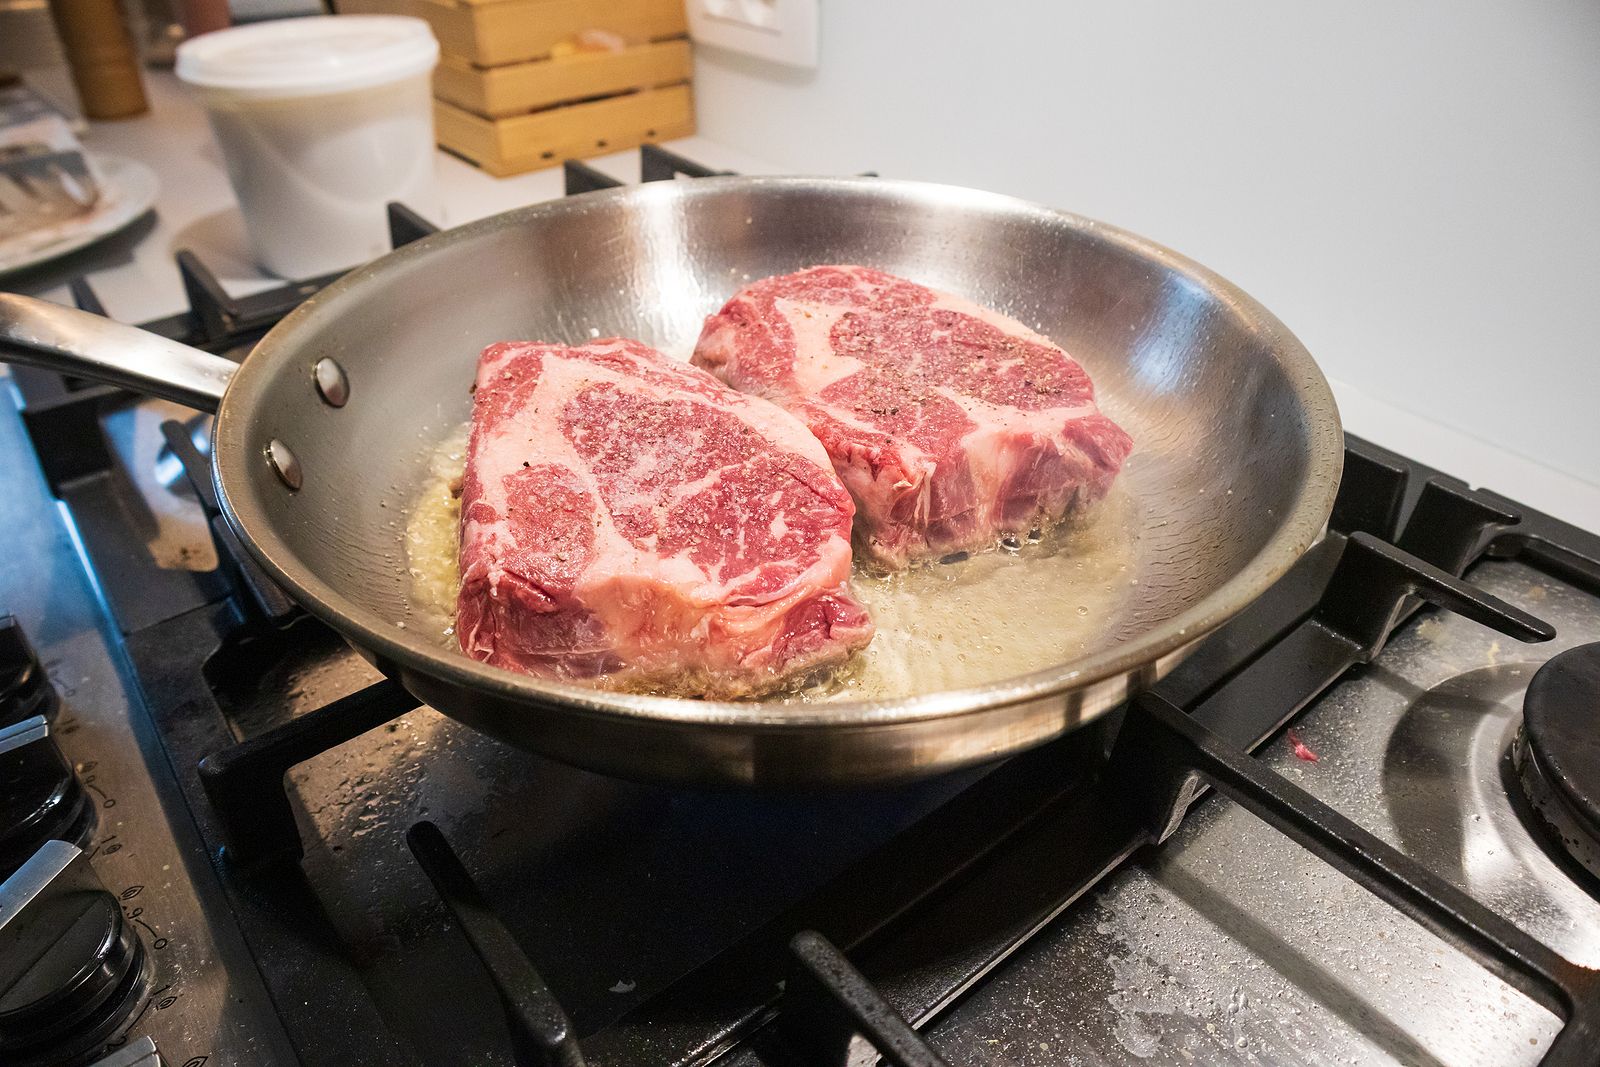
456 338 873 697
694 266 1134 568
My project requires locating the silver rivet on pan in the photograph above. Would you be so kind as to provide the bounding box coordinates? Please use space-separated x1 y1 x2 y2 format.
266 439 302 491
313 357 349 407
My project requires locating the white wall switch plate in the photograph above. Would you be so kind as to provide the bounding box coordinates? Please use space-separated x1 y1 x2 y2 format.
688 0 819 70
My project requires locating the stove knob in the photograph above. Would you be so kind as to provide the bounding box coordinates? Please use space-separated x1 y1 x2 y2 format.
0 841 148 1067
86 1036 163 1062
0 616 58 729
86 1035 162 1067
0 716 95 881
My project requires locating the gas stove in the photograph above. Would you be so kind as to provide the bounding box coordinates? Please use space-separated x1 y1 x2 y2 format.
3 146 1599 1067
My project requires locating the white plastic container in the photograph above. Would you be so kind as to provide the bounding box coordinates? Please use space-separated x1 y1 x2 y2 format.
176 16 441 279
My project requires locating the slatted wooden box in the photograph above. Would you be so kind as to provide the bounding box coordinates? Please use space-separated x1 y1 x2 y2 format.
434 38 690 118
419 0 686 67
434 84 694 177
333 0 694 176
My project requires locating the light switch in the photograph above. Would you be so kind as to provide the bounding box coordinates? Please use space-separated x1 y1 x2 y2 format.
688 0 819 70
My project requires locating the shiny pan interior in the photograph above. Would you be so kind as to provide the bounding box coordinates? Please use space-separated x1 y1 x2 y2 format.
204 176 1343 785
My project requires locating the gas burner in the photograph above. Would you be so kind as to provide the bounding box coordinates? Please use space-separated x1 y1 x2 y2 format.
1514 642 1600 884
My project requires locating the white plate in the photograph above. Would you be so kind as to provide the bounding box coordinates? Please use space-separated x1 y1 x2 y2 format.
0 155 160 276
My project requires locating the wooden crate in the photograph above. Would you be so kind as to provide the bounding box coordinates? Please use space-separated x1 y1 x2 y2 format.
434 39 691 119
331 0 692 177
435 84 694 177
418 0 686 68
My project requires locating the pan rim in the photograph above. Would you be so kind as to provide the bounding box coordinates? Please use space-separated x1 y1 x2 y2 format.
212 175 1343 732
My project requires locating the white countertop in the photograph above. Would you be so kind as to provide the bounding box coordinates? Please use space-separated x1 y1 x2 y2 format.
12 71 1600 531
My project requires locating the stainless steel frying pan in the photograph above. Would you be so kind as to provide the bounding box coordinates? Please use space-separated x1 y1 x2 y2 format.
0 177 1342 786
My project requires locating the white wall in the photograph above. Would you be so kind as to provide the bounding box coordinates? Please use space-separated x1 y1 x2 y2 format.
691 2 1600 488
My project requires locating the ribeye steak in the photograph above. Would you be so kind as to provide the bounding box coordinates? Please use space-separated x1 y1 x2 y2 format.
694 266 1134 567
456 338 873 697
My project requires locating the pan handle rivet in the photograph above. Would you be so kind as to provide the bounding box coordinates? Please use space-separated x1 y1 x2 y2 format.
313 358 349 407
267 439 303 491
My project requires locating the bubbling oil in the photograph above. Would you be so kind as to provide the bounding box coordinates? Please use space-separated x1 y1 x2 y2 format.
405 423 469 642
403 424 1140 702
796 493 1139 702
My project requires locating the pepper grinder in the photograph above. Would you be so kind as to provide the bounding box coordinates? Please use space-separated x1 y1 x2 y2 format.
47 0 150 119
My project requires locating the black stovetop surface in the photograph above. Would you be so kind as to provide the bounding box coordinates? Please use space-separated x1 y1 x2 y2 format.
8 147 1600 1067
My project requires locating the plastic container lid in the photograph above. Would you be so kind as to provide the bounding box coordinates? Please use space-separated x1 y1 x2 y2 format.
175 16 439 99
